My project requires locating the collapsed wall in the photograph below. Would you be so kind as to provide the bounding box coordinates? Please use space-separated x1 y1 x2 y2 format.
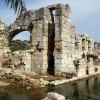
0 20 5 30
94 42 100 55
0 4 100 77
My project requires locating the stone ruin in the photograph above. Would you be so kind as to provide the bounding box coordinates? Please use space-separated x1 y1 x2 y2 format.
94 42 100 55
0 4 100 77
0 20 5 30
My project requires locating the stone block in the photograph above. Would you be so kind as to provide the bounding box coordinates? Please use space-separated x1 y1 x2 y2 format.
55 59 65 64
41 50 48 54
39 41 48 48
54 69 62 76
55 41 66 48
54 53 67 59
55 8 66 16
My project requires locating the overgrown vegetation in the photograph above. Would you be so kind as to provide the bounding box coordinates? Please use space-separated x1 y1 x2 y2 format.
10 39 30 52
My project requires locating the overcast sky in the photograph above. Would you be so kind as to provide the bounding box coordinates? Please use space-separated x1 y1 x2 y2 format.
0 0 100 42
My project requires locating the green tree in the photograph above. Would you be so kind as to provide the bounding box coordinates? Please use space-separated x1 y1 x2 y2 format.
1 0 27 15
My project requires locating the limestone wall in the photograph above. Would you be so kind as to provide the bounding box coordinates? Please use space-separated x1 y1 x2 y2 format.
0 3 99 76
54 4 76 76
0 20 5 30
94 42 100 54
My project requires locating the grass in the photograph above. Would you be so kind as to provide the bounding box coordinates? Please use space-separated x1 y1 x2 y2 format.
10 47 24 52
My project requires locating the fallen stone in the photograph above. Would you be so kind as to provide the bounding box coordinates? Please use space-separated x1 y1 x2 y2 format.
50 79 69 86
0 81 10 86
43 80 49 86
44 92 65 100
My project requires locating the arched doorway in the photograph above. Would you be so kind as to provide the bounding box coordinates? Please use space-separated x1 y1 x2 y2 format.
9 31 31 52
8 31 32 71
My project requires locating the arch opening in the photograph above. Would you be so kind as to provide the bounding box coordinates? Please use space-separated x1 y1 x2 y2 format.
9 31 31 52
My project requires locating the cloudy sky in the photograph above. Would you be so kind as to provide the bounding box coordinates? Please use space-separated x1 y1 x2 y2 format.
0 0 100 42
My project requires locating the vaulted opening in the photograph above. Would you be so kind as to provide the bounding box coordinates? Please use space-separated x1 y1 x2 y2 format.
9 31 31 52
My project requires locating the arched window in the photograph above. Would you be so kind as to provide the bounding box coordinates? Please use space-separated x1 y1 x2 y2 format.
9 31 30 52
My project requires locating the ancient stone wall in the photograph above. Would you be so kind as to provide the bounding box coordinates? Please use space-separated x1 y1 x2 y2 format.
73 34 95 77
94 42 100 54
0 20 5 30
53 4 76 76
0 3 99 76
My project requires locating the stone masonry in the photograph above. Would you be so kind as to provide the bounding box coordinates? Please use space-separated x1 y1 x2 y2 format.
0 20 5 30
0 4 100 76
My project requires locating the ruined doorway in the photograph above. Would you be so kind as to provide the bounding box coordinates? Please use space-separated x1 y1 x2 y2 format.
47 31 55 75
47 9 55 75
9 31 31 52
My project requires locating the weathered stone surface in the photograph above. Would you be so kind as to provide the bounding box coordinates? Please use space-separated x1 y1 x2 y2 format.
44 92 65 100
0 3 99 78
0 20 5 30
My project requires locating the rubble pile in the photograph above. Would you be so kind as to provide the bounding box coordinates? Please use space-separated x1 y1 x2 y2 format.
0 71 49 89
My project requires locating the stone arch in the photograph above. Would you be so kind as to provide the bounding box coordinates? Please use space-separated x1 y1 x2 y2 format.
5 16 34 71
8 29 32 44
7 10 35 45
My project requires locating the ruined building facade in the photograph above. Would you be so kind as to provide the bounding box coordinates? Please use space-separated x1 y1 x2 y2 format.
0 4 99 76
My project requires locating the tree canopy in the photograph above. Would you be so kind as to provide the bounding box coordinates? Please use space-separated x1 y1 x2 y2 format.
1 0 27 15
